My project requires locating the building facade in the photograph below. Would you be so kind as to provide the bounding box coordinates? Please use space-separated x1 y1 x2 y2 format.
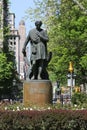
8 13 20 74
8 15 27 79
18 20 26 79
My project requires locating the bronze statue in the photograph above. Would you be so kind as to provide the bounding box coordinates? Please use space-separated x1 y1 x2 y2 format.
22 20 51 80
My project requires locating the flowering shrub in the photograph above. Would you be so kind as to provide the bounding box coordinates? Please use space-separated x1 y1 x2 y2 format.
0 109 87 130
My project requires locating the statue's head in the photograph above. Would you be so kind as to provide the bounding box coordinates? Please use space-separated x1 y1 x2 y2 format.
35 21 42 27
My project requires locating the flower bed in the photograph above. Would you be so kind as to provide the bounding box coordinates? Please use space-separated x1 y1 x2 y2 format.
0 109 87 130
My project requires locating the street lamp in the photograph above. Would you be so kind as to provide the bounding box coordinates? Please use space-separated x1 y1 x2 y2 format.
68 61 74 97
55 81 61 97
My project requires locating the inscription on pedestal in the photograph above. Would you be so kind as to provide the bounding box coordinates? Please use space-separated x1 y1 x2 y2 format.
29 87 48 94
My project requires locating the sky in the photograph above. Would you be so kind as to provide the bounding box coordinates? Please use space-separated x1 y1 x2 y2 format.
10 0 35 34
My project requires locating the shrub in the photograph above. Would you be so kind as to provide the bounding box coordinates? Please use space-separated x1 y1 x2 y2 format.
0 109 87 130
71 93 87 105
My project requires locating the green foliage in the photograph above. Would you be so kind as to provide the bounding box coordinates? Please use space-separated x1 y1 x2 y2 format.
71 92 87 105
80 54 87 70
0 53 13 80
0 110 87 130
0 52 16 99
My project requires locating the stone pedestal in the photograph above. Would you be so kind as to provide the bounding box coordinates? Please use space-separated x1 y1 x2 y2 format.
23 80 52 107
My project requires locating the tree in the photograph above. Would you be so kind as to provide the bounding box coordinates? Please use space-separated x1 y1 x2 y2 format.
0 0 20 99
59 0 87 86
0 53 13 80
0 53 13 98
0 51 21 99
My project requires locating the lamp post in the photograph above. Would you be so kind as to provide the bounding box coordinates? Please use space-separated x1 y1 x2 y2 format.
55 81 61 99
68 61 74 97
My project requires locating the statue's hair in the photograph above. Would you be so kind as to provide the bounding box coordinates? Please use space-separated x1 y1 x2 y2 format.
35 21 42 26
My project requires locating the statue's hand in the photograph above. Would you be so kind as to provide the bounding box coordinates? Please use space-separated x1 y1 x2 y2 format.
37 31 41 37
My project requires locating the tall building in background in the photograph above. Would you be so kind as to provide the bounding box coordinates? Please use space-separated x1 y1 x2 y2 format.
8 15 27 79
18 20 26 79
8 13 20 73
8 15 26 79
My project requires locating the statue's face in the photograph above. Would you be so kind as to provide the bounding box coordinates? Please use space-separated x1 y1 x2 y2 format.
36 24 41 30
35 21 42 30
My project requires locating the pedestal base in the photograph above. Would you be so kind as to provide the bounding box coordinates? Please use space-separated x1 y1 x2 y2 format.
23 80 52 107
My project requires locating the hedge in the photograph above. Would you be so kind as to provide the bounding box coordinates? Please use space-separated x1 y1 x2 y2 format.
0 109 87 130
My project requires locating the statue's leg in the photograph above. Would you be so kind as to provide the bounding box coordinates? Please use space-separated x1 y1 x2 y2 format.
38 67 42 79
37 59 43 80
41 60 49 80
32 60 38 79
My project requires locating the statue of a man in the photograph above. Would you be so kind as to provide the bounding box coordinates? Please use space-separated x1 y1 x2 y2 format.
22 20 49 80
